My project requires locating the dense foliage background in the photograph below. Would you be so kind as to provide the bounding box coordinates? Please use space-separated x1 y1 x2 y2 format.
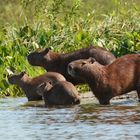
0 0 140 97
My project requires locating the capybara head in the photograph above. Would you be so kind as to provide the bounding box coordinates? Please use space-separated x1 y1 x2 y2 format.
8 71 29 85
27 48 58 68
37 81 53 96
68 57 96 78
27 48 50 66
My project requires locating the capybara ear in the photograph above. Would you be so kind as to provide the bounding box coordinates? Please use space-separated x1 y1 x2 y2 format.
45 81 53 91
20 71 26 77
39 82 47 90
44 47 51 53
37 82 47 96
88 57 96 64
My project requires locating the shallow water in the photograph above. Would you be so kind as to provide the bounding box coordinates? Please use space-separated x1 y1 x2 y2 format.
0 97 140 140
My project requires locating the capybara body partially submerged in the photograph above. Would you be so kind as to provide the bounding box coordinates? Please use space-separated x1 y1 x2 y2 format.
27 46 116 85
8 72 66 101
37 81 80 106
68 54 140 105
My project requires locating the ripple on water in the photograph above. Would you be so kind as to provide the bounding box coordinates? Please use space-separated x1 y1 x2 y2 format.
0 97 140 140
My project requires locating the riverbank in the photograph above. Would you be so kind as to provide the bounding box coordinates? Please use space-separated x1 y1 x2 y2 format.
22 91 138 107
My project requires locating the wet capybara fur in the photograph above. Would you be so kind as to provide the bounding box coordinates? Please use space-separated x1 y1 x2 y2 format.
68 54 140 105
27 46 116 85
8 72 66 101
37 81 80 106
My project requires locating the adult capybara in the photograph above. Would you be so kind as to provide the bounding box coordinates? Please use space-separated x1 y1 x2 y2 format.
37 80 80 106
27 46 116 85
68 54 140 105
8 71 66 101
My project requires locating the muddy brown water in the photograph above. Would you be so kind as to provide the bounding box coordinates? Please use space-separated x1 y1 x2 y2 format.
0 92 140 140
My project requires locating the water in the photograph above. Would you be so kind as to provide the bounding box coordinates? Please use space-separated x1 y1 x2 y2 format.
0 97 140 140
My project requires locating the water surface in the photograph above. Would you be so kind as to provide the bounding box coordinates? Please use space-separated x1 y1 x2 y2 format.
0 97 140 140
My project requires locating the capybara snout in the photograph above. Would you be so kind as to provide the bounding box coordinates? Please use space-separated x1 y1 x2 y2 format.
27 52 43 66
8 71 26 85
27 53 35 65
67 64 74 77
67 64 72 73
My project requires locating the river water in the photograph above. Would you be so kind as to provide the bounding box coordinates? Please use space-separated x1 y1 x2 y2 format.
0 97 140 140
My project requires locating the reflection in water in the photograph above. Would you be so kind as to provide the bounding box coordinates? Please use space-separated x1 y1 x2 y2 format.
0 97 140 140
78 103 140 125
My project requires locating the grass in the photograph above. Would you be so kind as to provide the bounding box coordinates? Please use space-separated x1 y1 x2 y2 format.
0 0 140 97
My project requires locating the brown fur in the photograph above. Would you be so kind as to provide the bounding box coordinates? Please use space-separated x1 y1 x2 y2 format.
8 72 66 101
37 81 80 106
27 46 116 85
68 54 140 105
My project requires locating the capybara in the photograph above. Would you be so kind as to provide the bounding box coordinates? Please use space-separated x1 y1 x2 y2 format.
68 54 140 105
8 71 66 101
27 46 116 85
37 80 80 106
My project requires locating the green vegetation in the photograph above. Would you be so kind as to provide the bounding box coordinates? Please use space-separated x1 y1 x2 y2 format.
0 0 140 97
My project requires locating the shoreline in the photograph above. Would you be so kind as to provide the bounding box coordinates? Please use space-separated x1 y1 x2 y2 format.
21 91 138 107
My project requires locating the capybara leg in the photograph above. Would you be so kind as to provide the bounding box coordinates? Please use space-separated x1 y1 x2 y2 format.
73 98 80 105
99 99 110 105
137 88 140 102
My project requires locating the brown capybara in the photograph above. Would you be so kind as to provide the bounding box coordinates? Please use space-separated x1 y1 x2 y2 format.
8 71 66 101
27 46 116 85
68 54 140 105
37 80 80 106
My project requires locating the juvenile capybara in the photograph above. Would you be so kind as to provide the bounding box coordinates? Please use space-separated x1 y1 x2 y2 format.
37 80 80 106
8 71 66 101
27 46 116 85
68 54 140 105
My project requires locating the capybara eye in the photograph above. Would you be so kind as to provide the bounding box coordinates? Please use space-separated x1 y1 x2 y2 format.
81 62 86 66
